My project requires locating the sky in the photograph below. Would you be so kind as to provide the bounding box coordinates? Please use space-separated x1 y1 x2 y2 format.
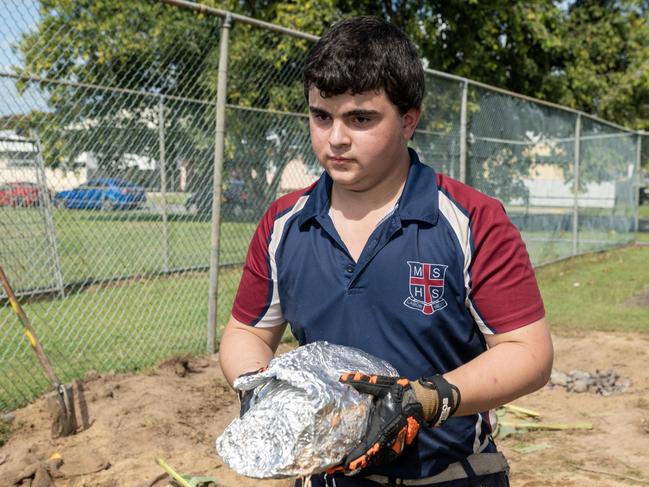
0 0 47 118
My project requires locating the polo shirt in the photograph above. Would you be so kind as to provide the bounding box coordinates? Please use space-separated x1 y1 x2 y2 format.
232 148 545 478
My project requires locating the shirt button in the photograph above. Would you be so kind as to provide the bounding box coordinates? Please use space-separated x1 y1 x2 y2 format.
345 264 354 273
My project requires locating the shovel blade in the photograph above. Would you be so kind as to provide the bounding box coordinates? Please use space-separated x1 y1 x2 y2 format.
46 384 78 438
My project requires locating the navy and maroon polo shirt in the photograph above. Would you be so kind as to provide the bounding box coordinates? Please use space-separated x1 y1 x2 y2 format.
232 148 545 478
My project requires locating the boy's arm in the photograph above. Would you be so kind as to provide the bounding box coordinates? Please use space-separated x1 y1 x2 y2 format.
444 317 553 415
334 318 552 473
219 315 287 386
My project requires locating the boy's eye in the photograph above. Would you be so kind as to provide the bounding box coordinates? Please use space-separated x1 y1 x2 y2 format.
312 112 329 121
354 116 371 124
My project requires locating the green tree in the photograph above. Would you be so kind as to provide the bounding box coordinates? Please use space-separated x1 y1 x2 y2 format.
14 0 349 216
13 0 648 204
415 1 564 99
213 0 341 214
407 0 649 132
550 1 649 131
16 0 222 192
408 0 648 189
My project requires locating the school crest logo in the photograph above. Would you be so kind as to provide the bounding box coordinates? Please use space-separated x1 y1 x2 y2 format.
404 261 448 315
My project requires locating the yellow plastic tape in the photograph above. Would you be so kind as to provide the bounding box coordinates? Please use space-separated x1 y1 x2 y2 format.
24 330 37 348
155 458 192 487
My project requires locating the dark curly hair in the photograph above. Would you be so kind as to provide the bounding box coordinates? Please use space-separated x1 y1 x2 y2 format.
303 16 425 114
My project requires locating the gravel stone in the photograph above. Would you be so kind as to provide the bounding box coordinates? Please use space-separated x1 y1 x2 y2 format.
548 368 630 395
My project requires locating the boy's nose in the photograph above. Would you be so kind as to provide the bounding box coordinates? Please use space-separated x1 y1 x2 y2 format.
328 120 351 148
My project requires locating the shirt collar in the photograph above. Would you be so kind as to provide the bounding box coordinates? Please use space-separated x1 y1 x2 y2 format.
298 148 439 228
397 148 439 225
297 170 332 228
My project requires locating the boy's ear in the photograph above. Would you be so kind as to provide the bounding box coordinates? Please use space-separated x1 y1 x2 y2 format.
402 107 422 140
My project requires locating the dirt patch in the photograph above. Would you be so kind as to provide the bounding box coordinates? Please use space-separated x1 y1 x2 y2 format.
1 333 648 487
499 331 649 486
626 287 649 308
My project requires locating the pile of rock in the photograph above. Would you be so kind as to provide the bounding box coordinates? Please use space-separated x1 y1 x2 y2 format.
549 368 631 395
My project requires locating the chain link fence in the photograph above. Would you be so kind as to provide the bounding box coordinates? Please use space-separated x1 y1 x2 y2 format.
0 0 645 411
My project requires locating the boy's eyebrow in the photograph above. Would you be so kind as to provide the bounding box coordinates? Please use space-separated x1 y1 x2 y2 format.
343 109 380 117
308 106 380 117
308 106 330 116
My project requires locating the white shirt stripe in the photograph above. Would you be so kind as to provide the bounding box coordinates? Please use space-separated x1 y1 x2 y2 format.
472 414 483 453
437 191 492 335
256 194 310 328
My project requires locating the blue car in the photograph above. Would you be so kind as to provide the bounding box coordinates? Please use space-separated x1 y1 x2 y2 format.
54 178 147 210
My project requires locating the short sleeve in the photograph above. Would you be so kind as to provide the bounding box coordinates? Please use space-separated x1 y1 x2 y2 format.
467 200 545 334
231 202 285 327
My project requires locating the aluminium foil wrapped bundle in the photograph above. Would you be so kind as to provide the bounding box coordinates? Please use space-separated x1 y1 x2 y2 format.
216 341 398 478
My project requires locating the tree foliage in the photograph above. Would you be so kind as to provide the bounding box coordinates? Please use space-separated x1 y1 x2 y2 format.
12 0 649 205
553 1 649 130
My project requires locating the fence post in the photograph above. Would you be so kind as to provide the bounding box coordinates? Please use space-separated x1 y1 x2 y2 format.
158 96 170 273
459 80 468 184
634 133 642 235
33 132 65 298
207 14 232 354
572 114 581 256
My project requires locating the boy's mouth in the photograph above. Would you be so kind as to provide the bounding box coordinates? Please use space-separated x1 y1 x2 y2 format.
329 156 353 164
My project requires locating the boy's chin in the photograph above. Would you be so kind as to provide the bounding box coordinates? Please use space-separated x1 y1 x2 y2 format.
328 174 371 193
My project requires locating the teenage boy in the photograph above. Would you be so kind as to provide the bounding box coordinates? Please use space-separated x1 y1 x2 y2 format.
219 16 553 487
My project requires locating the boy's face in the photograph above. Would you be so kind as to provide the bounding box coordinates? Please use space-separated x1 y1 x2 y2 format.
308 87 420 192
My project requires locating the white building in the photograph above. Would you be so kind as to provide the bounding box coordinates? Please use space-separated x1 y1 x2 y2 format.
0 130 88 191
0 130 156 191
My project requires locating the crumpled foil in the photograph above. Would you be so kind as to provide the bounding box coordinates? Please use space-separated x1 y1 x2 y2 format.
216 341 398 478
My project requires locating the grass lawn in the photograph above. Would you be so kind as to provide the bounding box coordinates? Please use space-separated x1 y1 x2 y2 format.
536 243 649 334
0 207 256 292
0 205 258 410
522 230 635 265
1 203 647 411
0 266 243 411
146 192 190 207
639 204 649 218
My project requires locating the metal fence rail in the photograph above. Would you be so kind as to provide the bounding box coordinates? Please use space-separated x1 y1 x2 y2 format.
0 0 645 411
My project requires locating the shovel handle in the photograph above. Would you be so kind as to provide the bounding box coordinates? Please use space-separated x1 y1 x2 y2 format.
0 265 61 387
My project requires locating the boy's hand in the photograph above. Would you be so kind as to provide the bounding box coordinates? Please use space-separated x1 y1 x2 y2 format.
330 373 424 473
236 367 267 417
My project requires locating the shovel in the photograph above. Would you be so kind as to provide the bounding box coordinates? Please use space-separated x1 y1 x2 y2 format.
0 265 78 437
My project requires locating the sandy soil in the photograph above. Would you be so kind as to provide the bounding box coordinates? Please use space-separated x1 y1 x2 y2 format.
1 331 648 487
